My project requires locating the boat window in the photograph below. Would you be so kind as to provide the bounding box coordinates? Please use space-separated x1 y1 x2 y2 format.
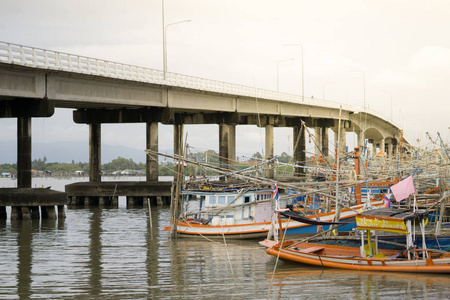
244 196 251 203
227 196 234 204
218 196 226 204
209 196 216 205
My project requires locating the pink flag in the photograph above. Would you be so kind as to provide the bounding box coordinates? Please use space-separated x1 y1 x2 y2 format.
390 175 415 202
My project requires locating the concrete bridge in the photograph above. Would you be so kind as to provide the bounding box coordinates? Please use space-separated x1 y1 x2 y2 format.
0 41 402 215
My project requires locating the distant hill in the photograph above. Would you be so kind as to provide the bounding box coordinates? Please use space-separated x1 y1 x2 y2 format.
0 141 172 164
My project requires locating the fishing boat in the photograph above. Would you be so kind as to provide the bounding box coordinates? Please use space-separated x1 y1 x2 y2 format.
163 180 386 239
261 208 450 273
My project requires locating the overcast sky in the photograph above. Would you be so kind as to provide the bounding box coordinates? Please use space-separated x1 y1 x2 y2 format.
1 0 449 162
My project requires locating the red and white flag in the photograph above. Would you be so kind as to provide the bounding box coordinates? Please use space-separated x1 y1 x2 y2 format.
390 175 415 202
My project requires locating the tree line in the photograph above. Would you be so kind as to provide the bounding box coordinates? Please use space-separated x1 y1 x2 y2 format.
0 150 293 177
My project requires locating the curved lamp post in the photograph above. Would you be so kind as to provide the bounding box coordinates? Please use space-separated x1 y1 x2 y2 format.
163 19 191 80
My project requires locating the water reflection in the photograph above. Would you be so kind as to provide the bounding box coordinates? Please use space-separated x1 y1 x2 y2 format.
267 264 450 299
88 208 103 297
0 205 449 299
14 220 32 299
146 204 160 293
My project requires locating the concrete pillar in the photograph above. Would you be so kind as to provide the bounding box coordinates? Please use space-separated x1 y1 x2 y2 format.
57 205 66 218
17 117 32 188
338 126 347 154
111 196 119 208
229 125 236 163
146 121 159 181
219 124 236 169
388 142 393 158
11 206 21 220
392 139 398 156
173 124 184 179
322 127 329 157
314 127 322 158
127 196 135 208
44 206 57 219
21 207 31 220
265 125 274 178
89 123 101 182
359 130 365 149
293 125 306 176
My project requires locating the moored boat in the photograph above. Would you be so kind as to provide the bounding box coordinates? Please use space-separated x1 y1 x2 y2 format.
262 208 450 273
164 181 385 239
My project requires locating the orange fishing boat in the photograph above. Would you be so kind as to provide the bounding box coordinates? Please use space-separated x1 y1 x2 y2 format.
261 208 450 273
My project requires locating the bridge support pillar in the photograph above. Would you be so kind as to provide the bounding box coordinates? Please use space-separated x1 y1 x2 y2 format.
265 125 274 178
314 127 323 158
388 142 393 158
358 130 365 149
146 121 158 181
392 139 398 157
293 125 306 176
322 127 329 157
89 123 101 182
173 124 184 180
17 117 32 188
332 126 346 155
219 124 236 170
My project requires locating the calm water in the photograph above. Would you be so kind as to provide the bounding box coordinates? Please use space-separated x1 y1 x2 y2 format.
0 178 449 299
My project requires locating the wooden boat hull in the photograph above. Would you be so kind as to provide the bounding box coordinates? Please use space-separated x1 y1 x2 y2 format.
265 242 450 273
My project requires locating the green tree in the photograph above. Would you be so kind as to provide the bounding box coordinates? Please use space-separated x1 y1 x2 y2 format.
32 158 46 171
102 157 139 173
278 152 292 163
252 152 262 159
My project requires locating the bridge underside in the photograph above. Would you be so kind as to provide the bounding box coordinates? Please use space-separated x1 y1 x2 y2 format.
0 62 402 210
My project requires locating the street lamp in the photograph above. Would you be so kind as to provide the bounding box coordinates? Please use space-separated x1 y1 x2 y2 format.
322 82 335 101
277 58 294 92
163 19 191 80
283 44 304 102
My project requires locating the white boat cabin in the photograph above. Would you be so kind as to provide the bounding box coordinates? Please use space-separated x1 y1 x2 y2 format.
183 189 273 226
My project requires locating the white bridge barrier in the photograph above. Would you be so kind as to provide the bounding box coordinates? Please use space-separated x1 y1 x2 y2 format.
0 41 398 128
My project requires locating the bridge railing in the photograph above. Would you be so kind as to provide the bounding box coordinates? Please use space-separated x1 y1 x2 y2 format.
0 41 398 128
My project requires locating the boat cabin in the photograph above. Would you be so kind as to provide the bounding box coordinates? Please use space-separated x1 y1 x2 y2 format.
182 188 273 226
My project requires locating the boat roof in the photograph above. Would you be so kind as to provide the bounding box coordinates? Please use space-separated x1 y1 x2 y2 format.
357 208 428 221
182 188 272 195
